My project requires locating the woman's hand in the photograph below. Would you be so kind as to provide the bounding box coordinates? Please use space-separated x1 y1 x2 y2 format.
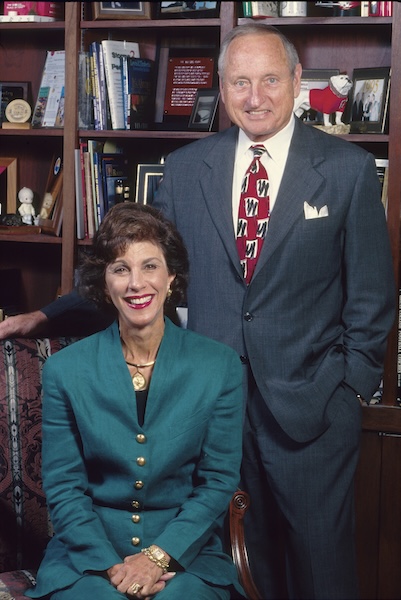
107 553 175 599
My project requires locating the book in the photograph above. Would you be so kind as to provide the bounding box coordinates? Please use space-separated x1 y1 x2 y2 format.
78 141 89 237
120 55 129 129
87 139 104 229
31 50 65 128
250 2 279 17
78 51 94 130
242 2 252 17
89 42 105 130
54 86 65 127
74 148 85 239
83 150 95 238
127 57 155 130
101 40 140 130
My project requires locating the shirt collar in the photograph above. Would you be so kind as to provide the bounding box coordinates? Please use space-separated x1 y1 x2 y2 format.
237 114 295 162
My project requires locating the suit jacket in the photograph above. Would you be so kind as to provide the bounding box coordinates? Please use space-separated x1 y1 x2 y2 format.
154 117 395 443
27 318 243 598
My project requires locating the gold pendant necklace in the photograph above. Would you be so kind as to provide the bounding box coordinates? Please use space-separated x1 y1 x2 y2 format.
125 360 156 391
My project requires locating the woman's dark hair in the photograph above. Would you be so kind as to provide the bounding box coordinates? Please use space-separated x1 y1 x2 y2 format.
77 203 189 314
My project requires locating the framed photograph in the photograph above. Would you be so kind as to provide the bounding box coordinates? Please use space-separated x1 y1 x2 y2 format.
188 88 220 131
38 156 63 235
0 82 30 124
155 1 220 19
0 157 17 215
93 2 152 20
135 163 165 205
349 67 391 133
295 69 340 125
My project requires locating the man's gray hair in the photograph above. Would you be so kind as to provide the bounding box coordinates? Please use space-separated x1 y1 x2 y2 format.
218 23 300 81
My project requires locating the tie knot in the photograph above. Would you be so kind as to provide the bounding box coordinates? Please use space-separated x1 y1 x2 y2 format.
251 145 266 159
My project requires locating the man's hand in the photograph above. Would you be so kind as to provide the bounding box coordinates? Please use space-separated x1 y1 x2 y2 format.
0 310 49 340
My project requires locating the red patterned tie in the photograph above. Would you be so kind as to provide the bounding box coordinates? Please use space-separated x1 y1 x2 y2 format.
236 145 270 283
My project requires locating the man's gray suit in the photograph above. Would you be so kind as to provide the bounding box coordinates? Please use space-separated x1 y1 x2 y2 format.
154 116 395 597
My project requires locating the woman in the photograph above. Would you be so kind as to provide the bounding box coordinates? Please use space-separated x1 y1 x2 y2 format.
27 203 244 600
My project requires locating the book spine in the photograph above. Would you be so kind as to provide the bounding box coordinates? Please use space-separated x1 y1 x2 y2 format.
83 151 95 238
97 43 108 130
93 152 105 226
120 55 129 130
242 2 252 17
79 141 89 237
89 43 101 130
74 149 85 240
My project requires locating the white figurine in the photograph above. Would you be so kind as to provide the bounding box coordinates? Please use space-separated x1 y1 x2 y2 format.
18 187 36 225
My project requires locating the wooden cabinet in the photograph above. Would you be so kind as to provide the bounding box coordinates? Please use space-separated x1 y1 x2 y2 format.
1 2 400 596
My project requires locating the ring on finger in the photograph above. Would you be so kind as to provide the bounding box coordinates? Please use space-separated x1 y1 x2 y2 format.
128 582 143 595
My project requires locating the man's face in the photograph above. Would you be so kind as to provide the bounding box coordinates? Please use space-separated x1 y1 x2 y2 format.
220 32 301 142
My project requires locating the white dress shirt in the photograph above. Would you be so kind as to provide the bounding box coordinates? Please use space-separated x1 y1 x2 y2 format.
232 115 295 232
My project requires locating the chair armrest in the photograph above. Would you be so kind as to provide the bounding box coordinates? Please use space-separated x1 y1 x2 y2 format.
229 490 261 600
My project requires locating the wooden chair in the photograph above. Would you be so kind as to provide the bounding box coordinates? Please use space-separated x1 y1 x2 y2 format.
229 490 262 600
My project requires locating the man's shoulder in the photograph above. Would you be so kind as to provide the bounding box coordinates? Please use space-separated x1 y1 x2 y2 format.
167 126 238 161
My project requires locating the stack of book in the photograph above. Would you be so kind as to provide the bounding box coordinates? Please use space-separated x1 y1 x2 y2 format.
75 141 129 239
84 40 155 131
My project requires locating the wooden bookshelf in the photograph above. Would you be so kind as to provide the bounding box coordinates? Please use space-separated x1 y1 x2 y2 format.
0 2 400 596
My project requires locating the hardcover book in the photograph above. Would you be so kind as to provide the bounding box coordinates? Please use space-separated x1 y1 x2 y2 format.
101 40 140 130
127 57 155 130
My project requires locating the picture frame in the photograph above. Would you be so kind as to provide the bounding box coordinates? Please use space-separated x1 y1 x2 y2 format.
135 163 165 205
155 1 220 19
349 67 391 134
296 69 340 125
0 157 17 215
188 88 220 131
93 2 152 20
0 82 30 124
155 41 217 126
38 156 63 235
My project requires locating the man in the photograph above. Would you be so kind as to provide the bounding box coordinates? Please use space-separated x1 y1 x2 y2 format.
0 24 395 599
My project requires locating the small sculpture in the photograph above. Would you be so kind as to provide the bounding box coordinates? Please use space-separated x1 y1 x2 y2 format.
294 73 353 127
18 187 36 225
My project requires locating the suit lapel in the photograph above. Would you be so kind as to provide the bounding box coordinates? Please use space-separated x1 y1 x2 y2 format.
199 127 244 278
252 120 326 279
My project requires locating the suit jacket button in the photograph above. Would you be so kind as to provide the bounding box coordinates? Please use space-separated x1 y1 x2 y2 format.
131 537 141 546
244 312 253 321
132 500 141 509
136 434 146 443
136 457 146 466
134 480 144 490
240 355 249 364
132 514 141 523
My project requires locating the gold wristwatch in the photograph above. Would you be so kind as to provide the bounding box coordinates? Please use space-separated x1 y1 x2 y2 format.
141 544 170 573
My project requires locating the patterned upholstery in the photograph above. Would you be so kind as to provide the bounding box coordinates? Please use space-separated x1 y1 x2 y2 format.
0 337 79 598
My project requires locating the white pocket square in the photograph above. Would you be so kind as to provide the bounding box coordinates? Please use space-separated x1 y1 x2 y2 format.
304 201 329 219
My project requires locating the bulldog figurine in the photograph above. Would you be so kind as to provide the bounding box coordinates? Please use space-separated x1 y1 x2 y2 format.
294 73 353 127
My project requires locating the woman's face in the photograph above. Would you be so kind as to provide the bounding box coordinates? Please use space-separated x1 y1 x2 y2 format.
105 240 175 333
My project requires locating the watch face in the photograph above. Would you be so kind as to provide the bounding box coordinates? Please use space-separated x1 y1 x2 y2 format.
5 99 31 123
153 548 164 559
